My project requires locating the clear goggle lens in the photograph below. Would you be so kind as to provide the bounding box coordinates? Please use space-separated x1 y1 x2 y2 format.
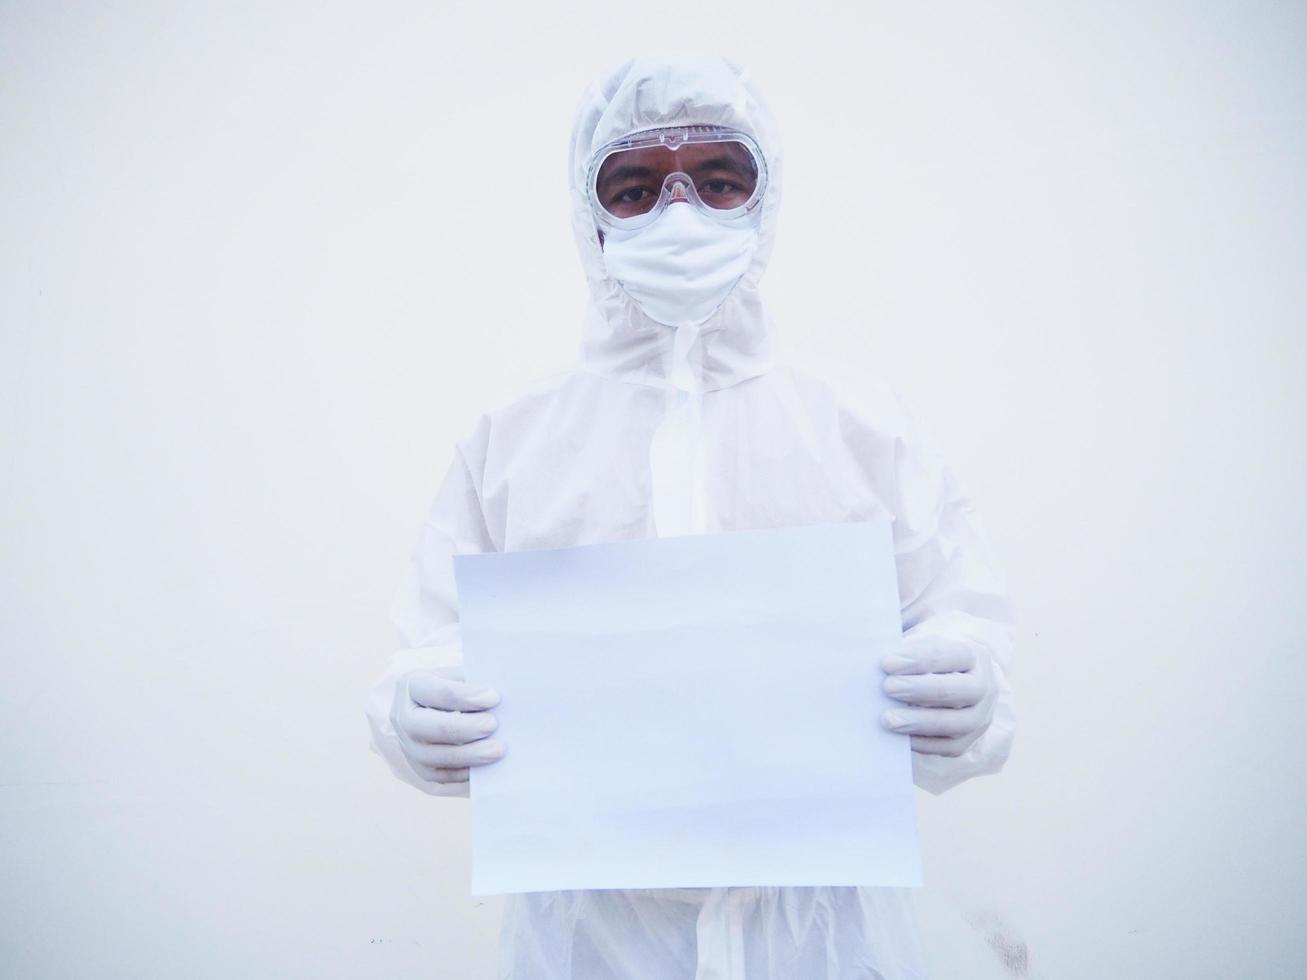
588 127 766 228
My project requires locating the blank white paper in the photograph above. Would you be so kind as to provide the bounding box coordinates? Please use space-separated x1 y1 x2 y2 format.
453 520 922 895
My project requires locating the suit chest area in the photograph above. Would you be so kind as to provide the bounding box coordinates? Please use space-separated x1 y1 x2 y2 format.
481 380 894 552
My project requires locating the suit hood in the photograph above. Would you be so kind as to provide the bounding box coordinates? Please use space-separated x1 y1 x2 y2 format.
567 54 784 392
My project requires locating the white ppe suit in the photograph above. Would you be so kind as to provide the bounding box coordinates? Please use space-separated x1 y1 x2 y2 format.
366 54 1016 980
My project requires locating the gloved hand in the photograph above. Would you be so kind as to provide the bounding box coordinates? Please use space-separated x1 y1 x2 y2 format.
880 631 996 757
389 665 506 789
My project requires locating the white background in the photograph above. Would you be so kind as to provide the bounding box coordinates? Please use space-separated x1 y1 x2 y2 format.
2 2 1304 977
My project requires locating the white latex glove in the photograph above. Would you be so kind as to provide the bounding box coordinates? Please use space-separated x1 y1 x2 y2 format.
880 632 997 757
389 665 506 789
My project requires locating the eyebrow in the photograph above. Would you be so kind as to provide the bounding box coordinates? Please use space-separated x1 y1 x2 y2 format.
597 164 657 193
695 154 756 178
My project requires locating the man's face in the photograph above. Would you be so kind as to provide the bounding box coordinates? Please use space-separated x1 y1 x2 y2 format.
593 140 758 248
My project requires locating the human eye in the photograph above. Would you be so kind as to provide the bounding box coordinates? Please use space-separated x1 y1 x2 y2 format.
696 176 749 208
699 178 738 195
605 183 657 216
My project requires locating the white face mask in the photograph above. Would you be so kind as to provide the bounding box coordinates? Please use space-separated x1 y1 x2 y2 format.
601 203 759 327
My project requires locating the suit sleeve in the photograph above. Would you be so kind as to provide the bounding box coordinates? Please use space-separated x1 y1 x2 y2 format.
887 392 1017 795
364 420 497 796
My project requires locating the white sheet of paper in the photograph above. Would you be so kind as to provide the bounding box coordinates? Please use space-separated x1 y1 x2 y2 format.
453 520 922 895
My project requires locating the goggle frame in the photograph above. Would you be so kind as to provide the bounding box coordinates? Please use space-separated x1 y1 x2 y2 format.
586 125 769 234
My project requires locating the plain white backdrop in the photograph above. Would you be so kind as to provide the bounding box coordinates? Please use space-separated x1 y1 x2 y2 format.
3 2 1304 977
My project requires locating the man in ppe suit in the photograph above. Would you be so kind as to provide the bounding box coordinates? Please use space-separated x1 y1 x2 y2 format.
365 54 1016 980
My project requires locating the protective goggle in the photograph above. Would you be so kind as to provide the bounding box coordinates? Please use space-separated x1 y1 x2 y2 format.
586 126 767 233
